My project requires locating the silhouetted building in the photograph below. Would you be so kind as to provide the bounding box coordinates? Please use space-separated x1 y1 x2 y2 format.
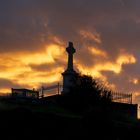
11 88 39 99
62 42 78 94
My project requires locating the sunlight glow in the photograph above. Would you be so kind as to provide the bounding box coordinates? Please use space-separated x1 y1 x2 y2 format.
0 42 137 94
0 43 65 93
15 67 63 88
0 88 11 94
20 44 65 65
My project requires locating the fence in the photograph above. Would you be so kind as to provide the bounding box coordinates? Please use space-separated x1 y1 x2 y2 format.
111 92 132 104
39 83 62 98
39 84 133 104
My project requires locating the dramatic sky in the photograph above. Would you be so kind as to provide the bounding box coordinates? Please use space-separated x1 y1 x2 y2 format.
0 0 140 106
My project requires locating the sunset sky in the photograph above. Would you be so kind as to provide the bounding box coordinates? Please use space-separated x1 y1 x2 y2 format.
0 0 140 106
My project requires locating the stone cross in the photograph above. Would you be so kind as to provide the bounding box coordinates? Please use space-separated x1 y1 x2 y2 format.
66 42 76 71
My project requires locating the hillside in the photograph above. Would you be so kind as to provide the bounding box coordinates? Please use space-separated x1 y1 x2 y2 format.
0 96 139 140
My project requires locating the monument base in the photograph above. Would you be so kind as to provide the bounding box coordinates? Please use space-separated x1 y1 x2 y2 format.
61 70 78 94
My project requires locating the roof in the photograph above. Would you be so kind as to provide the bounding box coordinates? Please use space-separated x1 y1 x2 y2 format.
12 88 39 93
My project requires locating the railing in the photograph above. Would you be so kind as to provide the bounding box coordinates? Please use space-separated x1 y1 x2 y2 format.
39 84 133 104
111 92 132 104
39 83 62 98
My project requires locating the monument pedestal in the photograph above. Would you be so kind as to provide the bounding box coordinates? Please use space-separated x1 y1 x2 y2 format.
62 70 78 94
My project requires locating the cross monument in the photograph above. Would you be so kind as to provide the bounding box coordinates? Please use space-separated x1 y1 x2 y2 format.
62 42 78 94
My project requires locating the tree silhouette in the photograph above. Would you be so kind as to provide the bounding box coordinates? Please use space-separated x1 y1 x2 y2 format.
70 74 112 101
61 74 112 112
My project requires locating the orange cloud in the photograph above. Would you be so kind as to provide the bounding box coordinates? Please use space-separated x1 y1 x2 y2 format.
0 43 66 93
129 78 139 85
0 88 11 94
117 54 136 65
88 47 107 57
0 40 137 97
0 54 31 79
79 30 101 44
76 53 136 82
20 44 66 65
15 67 63 88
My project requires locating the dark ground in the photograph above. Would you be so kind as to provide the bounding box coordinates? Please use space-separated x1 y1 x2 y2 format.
0 97 139 140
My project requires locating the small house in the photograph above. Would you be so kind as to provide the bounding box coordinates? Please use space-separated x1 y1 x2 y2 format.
11 88 39 99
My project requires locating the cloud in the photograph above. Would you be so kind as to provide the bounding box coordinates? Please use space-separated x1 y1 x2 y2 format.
0 78 23 94
89 47 107 57
0 43 66 91
76 49 136 78
79 30 101 44
0 0 140 105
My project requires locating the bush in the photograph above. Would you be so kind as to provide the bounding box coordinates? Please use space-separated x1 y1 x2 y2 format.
61 74 112 112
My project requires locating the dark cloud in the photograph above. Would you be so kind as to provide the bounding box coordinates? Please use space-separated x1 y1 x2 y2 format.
102 63 140 93
1 0 140 53
0 0 138 49
0 78 21 89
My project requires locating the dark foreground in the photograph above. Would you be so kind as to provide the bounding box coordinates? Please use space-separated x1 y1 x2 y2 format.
0 97 139 140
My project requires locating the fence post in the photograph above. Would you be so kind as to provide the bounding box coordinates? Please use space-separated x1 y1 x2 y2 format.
58 83 60 95
131 93 132 104
41 86 44 98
